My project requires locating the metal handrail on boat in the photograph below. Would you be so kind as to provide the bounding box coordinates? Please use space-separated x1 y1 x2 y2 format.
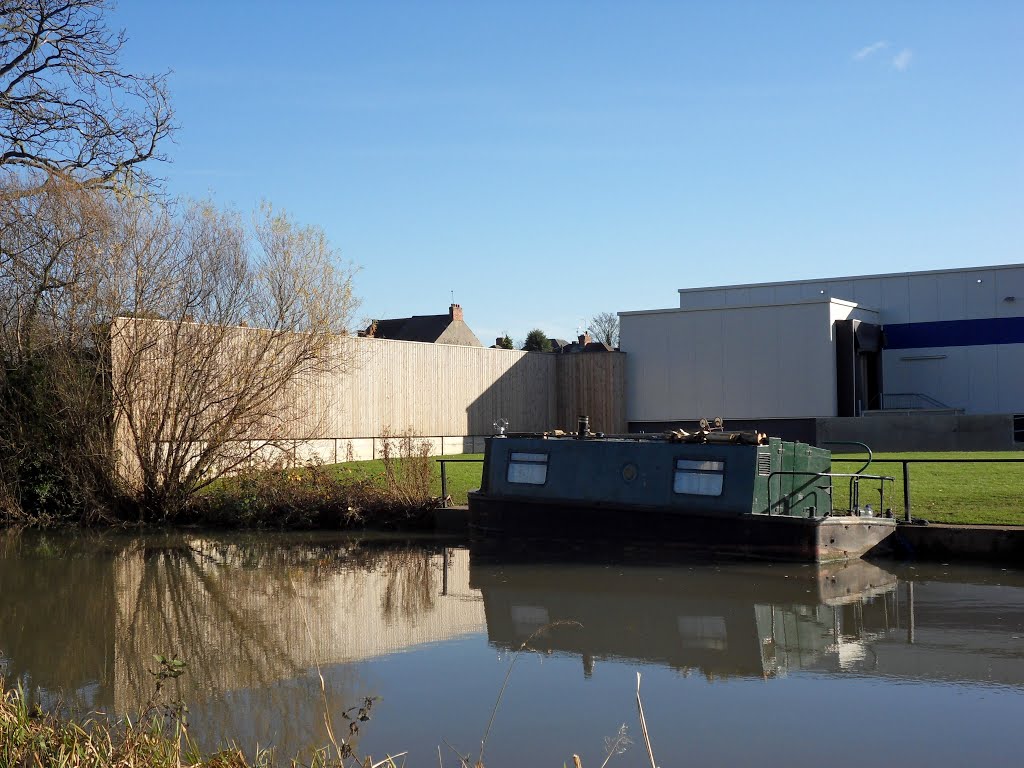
823 441 873 475
766 470 895 518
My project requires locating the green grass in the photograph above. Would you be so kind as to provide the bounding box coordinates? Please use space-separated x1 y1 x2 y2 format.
831 451 1024 525
322 453 484 506
249 450 1023 526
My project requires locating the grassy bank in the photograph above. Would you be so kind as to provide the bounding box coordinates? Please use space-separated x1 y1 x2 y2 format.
104 448 1024 530
319 453 484 506
188 440 485 529
831 452 1023 525
189 443 445 529
315 450 1021 525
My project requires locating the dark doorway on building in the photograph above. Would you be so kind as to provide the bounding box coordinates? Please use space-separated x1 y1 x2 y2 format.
836 319 883 416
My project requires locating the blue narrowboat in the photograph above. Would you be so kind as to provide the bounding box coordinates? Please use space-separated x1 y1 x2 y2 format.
467 421 897 562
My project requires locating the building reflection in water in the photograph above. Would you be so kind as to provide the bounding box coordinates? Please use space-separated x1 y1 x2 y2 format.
0 533 485 754
3 532 1024 759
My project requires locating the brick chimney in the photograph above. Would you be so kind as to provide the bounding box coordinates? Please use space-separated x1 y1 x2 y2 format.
578 331 591 346
449 303 463 321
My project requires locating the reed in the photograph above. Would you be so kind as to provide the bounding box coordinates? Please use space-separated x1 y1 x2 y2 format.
0 678 405 768
0 679 242 767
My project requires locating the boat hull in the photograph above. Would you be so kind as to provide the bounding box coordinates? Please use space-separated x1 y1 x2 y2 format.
468 492 897 563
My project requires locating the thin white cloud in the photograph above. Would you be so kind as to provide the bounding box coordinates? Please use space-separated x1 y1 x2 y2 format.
853 40 888 60
892 48 913 71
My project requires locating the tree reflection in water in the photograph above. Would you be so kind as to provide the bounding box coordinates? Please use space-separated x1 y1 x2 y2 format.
381 550 436 622
0 532 484 757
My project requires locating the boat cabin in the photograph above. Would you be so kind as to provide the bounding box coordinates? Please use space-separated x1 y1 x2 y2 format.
481 435 836 518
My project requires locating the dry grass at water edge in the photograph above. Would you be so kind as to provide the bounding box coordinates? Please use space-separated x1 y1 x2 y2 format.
0 678 242 768
0 679 405 768
1 622 659 768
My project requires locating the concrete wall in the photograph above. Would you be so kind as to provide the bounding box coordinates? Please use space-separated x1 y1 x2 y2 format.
271 435 487 465
882 344 1024 414
620 299 863 422
816 413 1020 452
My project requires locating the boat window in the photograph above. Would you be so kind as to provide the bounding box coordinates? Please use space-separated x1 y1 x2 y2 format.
673 458 725 496
507 452 548 485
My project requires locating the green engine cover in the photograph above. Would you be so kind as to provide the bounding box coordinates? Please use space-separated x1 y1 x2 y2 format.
751 438 832 517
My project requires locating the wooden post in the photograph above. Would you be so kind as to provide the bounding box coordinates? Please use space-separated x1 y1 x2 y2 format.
902 460 912 522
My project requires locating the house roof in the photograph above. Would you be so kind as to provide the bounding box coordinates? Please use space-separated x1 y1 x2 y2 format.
563 340 616 353
371 314 452 343
550 338 571 351
363 304 483 346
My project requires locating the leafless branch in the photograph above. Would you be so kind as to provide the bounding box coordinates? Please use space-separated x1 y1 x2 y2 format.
589 312 620 348
0 174 359 522
0 0 174 191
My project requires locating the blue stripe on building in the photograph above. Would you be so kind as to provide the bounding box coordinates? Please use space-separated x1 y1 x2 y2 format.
884 317 1024 349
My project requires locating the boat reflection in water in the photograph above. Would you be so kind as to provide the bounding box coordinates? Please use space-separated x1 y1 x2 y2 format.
471 553 902 680
4 533 1024 766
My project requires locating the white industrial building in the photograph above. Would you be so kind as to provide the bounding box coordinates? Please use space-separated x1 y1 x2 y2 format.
620 264 1024 446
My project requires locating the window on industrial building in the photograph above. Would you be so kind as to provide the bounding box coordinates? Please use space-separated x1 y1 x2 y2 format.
673 459 725 496
507 452 548 485
1015 415 1024 444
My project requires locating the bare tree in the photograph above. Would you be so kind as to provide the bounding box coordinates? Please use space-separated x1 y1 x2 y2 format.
108 198 359 518
0 0 173 189
0 175 359 522
589 311 620 347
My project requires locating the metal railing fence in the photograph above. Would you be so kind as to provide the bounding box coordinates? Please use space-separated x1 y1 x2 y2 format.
437 458 484 507
832 456 1024 522
880 392 962 412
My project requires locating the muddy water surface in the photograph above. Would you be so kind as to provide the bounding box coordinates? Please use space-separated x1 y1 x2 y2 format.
1 531 1023 766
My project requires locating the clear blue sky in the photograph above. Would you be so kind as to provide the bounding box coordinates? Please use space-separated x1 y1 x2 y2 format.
111 1 1023 345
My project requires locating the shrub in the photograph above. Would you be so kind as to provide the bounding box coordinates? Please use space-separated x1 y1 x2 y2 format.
522 328 552 352
188 431 441 529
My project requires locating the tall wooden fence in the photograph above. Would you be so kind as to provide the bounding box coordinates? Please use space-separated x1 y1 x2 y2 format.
111 318 625 465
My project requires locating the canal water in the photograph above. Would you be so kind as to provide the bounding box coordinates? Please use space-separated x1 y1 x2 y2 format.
2 531 1024 766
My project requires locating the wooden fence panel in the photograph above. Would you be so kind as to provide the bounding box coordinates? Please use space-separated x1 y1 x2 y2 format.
555 353 627 434
112 319 625 462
